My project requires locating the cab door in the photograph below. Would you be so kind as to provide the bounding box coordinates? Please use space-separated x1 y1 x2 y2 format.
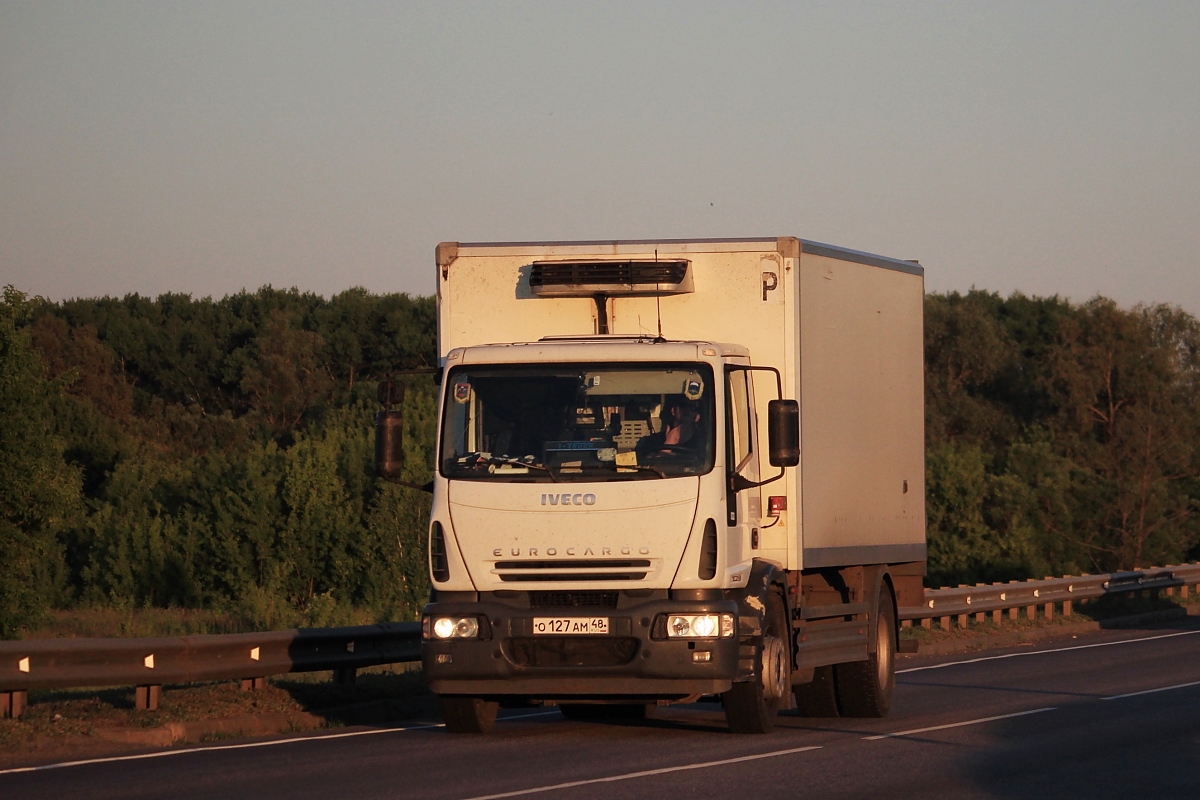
725 364 762 562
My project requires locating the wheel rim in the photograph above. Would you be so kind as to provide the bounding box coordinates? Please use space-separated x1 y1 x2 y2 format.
875 606 893 689
761 635 788 701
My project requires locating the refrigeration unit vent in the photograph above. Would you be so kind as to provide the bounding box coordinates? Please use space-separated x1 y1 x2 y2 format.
528 260 693 297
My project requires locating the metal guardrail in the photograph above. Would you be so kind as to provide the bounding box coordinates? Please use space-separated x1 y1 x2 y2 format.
3 563 1198 720
1 622 420 719
901 563 1200 629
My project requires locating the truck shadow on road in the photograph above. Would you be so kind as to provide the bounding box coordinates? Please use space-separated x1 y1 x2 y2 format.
957 692 1200 797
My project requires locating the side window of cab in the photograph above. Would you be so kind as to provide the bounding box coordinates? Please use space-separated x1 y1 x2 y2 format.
727 368 754 472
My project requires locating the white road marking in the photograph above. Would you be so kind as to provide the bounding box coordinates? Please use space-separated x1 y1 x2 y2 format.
0 711 559 777
898 629 1200 674
5 624 1198 782
862 707 1057 740
0 724 440 776
459 746 824 800
1102 679 1200 701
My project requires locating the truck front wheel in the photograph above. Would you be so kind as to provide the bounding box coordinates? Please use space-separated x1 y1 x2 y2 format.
441 696 499 734
833 583 896 717
723 591 790 734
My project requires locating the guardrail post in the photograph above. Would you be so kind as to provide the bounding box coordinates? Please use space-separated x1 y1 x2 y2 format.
939 616 951 632
1063 600 1072 616
136 684 161 711
1182 585 1189 599
1044 602 1054 620
1025 604 1036 620
1008 607 1018 621
921 617 931 630
241 677 265 691
901 620 912 629
974 612 984 624
992 609 1002 624
2 690 27 719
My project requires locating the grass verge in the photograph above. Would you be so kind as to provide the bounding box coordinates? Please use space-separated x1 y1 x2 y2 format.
0 665 430 767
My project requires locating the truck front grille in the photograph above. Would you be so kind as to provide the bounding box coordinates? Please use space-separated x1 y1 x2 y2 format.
530 591 620 609
504 637 640 668
495 559 652 583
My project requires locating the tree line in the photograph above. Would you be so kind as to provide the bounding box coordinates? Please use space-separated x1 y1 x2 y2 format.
1 285 1198 637
0 286 437 638
924 291 1200 586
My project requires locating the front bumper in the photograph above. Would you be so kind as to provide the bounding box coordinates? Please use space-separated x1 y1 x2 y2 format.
422 593 741 700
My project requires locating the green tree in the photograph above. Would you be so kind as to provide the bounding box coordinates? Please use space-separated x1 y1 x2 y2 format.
240 310 334 433
924 292 1020 448
0 287 83 636
925 441 1046 587
1042 300 1200 569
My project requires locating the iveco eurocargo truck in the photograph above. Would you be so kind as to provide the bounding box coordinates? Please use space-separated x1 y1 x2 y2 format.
375 237 926 733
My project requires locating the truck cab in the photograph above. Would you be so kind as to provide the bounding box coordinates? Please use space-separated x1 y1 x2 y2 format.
419 337 795 727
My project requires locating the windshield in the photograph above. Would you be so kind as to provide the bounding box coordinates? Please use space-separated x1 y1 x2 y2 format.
440 362 715 481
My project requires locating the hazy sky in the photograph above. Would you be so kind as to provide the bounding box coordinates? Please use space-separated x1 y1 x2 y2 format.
2 2 1198 313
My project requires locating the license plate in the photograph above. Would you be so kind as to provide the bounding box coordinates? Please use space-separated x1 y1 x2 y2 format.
532 617 609 635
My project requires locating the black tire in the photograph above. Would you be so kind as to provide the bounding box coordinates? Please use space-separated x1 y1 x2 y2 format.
793 665 840 717
723 591 791 734
833 582 897 718
441 696 499 734
559 703 648 722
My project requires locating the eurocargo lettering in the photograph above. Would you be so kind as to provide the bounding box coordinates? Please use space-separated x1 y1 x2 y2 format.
374 237 927 733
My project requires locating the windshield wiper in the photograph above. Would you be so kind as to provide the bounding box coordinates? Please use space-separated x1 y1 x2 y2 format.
607 462 667 479
485 456 558 482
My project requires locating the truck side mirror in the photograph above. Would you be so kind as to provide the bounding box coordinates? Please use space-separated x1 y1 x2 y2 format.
376 380 406 480
377 379 403 408
376 410 405 480
767 400 799 467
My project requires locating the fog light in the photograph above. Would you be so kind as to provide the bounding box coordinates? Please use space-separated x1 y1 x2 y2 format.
436 653 453 664
692 651 712 663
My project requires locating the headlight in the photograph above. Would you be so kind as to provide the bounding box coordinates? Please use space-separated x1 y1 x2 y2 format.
666 613 735 639
692 615 717 638
427 616 480 639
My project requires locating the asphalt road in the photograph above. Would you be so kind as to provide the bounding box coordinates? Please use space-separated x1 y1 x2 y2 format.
5 617 1200 799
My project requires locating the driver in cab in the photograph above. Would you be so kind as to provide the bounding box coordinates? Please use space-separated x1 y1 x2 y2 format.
637 396 701 458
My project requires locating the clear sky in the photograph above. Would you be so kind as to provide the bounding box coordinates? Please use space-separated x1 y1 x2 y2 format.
2 2 1197 313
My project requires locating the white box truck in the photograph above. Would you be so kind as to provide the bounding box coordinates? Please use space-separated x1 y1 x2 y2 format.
376 236 926 733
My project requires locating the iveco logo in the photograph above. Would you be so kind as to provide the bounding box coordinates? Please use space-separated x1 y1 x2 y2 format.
541 493 596 507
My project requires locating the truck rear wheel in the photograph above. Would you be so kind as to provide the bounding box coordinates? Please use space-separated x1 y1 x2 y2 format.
833 584 896 717
793 665 840 717
441 696 499 734
723 591 790 734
